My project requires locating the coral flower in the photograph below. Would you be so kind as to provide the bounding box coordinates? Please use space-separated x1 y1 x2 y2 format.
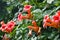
26 13 33 19
43 11 60 29
23 5 32 14
0 24 6 32
18 13 23 21
23 5 32 11
43 15 51 22
56 10 60 16
0 21 6 32
18 5 33 21
0 21 15 33
28 20 41 35
18 13 28 21
52 15 59 23
43 15 52 28
56 10 60 20
6 21 15 33
32 20 37 27
18 12 33 21
28 26 41 34
43 21 59 28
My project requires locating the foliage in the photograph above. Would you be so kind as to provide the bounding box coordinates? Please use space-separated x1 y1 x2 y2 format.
0 0 60 40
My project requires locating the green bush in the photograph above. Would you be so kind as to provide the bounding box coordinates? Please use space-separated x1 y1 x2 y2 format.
0 0 60 40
